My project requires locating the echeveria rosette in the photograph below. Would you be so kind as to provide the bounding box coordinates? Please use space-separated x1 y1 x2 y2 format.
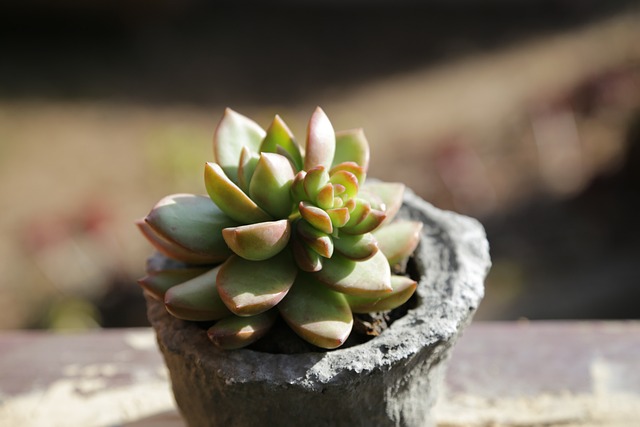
137 107 423 350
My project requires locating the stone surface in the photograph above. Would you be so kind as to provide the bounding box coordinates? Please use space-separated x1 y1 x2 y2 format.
146 189 490 427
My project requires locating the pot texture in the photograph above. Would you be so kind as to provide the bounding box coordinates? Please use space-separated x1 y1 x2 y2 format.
145 188 490 427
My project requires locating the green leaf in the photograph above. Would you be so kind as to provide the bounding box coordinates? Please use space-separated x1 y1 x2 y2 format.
346 275 417 313
333 232 378 261
138 267 210 301
298 202 333 234
296 220 333 258
316 184 334 210
343 198 371 228
213 108 265 184
333 128 370 172
304 107 336 170
303 166 330 201
259 115 303 171
291 171 309 203
205 162 272 224
291 231 323 272
330 161 366 187
207 310 277 350
326 207 350 228
249 153 295 218
222 220 291 261
341 208 386 235
329 170 359 199
136 219 224 265
373 220 423 266
217 251 298 316
237 146 260 194
164 267 232 321
360 182 405 224
279 274 353 349
314 250 392 297
143 194 237 261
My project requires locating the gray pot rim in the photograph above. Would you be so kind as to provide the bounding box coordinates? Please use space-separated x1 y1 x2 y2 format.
147 188 490 390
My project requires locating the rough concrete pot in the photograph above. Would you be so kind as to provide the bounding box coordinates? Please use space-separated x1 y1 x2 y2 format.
145 188 490 427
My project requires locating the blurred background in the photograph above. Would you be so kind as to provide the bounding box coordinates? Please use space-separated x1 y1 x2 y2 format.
1 1 639 330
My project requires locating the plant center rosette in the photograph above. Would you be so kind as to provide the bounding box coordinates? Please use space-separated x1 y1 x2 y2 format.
137 107 423 350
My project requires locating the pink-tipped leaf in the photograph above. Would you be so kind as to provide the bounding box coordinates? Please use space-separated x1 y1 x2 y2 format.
216 251 297 317
207 310 278 350
304 107 336 170
373 220 423 267
346 275 417 313
314 250 392 297
205 162 272 224
249 152 295 218
333 128 370 172
164 266 232 321
222 220 291 261
279 274 353 349
213 108 265 184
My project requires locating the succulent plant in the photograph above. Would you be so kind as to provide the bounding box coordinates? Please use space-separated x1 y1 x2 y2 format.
137 107 423 350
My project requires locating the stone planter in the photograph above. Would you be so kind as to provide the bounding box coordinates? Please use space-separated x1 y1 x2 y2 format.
145 188 490 427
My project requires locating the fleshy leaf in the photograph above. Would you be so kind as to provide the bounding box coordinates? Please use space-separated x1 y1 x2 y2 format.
343 198 371 228
143 194 236 261
303 166 330 201
326 207 350 228
291 231 323 272
291 171 309 202
138 267 210 301
222 220 291 261
360 182 405 224
316 184 334 210
296 221 334 258
373 220 423 267
329 170 359 199
164 267 232 321
217 251 297 316
299 202 333 234
346 275 417 313
249 153 295 218
279 274 353 349
333 232 378 261
314 250 392 296
304 107 336 171
207 310 277 350
136 220 224 265
213 108 266 184
205 162 272 224
333 128 370 172
237 146 260 194
341 208 386 235
330 162 366 187
259 115 303 171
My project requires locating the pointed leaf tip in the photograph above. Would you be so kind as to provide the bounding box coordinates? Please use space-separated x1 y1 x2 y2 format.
213 109 266 184
333 128 370 172
373 220 423 267
304 107 336 171
249 152 295 218
205 162 272 224
164 267 232 321
141 194 236 263
314 250 392 296
260 115 303 171
346 275 417 313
